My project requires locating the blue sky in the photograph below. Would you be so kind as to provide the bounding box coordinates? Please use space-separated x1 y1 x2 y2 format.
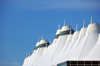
0 0 100 66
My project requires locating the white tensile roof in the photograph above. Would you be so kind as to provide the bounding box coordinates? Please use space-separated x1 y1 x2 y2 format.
22 18 100 66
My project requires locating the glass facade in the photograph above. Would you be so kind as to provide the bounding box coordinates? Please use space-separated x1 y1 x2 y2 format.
57 61 100 66
57 61 67 66
60 29 74 36
34 46 38 50
34 42 50 50
54 29 74 39
54 34 60 39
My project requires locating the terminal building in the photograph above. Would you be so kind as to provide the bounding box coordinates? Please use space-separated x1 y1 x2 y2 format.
22 17 100 66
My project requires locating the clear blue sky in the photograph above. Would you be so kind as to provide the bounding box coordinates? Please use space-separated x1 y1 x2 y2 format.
0 0 100 66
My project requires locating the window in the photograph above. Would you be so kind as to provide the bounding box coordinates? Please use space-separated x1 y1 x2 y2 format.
54 34 60 39
71 61 77 64
34 42 50 50
57 61 100 66
57 61 67 66
60 29 74 36
85 61 91 64
34 46 38 50
92 61 98 64
78 61 84 64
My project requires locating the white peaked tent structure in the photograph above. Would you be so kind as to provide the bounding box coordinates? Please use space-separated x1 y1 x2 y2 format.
22 17 100 66
22 36 50 66
51 24 80 65
30 23 62 66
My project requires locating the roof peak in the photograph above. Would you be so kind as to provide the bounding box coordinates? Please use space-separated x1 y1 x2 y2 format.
50 39 51 44
38 37 39 42
64 19 65 26
26 53 28 58
29 51 30 56
70 28 71 34
83 20 85 28
76 24 78 31
58 23 60 29
42 34 43 40
90 16 92 24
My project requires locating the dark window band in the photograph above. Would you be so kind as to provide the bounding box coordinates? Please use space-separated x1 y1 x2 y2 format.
54 34 60 39
60 29 74 36
34 42 50 50
57 61 100 66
